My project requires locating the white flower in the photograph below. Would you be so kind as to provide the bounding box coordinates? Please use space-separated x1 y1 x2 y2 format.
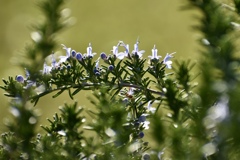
105 128 116 137
146 101 156 114
59 44 71 63
112 41 128 60
34 84 46 94
86 43 96 58
132 40 145 58
112 46 126 60
118 41 130 54
51 54 57 68
158 150 165 159
42 62 52 74
143 120 150 130
163 52 175 69
94 58 101 76
112 45 118 55
95 58 100 69
57 130 66 136
206 95 229 124
25 68 30 79
126 87 134 98
138 114 150 130
123 43 129 54
148 45 161 60
24 81 36 89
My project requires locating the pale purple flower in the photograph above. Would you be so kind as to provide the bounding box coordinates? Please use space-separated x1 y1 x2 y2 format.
86 43 96 58
126 87 134 98
163 52 176 69
212 98 229 122
25 80 36 89
51 54 57 68
112 45 118 54
143 120 150 130
148 45 161 60
138 113 150 130
158 150 165 160
15 70 37 89
94 58 101 75
204 95 229 129
132 40 145 58
25 68 30 79
123 44 129 54
95 58 100 69
23 74 37 89
42 62 52 74
146 101 156 114
112 44 128 60
118 41 130 55
34 84 46 94
60 44 71 63
16 70 36 88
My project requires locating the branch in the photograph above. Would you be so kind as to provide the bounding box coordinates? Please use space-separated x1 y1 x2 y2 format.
29 82 164 103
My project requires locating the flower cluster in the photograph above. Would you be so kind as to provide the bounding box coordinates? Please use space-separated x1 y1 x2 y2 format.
15 40 175 87
39 40 175 76
42 43 95 74
3 39 179 159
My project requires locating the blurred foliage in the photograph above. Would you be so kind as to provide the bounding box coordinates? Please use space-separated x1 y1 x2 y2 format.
0 0 199 133
1 0 240 159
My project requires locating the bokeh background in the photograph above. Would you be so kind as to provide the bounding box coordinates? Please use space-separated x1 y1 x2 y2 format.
0 0 200 132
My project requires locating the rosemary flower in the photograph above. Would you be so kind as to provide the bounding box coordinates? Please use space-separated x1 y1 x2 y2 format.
163 52 175 69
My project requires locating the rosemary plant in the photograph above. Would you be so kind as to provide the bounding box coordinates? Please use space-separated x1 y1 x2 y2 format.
1 0 240 159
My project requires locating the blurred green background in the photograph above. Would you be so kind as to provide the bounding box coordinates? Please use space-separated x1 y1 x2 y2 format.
0 0 200 132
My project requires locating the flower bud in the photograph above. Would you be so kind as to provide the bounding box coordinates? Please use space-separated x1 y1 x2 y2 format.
142 153 150 160
71 50 76 57
139 115 146 122
108 65 114 71
67 65 71 70
134 121 140 127
100 52 107 60
95 72 100 76
16 75 24 83
76 53 83 61
122 98 128 105
139 132 144 138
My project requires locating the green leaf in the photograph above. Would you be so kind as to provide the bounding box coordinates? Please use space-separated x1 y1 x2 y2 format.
68 89 74 100
2 79 8 85
72 88 82 96
33 97 39 106
52 89 65 98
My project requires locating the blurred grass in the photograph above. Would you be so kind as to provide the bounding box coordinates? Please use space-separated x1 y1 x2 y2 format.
0 0 201 132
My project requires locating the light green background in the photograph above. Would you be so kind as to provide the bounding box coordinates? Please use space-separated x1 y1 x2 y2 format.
0 0 200 132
